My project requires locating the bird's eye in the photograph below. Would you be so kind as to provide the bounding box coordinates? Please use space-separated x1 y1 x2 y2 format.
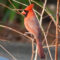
24 10 29 17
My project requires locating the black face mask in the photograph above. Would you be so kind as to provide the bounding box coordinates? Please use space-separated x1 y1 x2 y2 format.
24 10 29 17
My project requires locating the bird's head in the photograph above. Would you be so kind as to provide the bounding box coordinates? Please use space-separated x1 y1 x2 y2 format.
21 4 34 17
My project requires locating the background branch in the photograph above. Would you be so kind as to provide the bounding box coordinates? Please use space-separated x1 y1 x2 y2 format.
55 0 59 60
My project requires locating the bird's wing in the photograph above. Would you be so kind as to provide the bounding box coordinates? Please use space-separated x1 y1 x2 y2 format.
26 16 41 35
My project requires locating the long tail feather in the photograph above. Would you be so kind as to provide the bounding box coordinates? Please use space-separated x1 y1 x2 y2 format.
36 38 45 59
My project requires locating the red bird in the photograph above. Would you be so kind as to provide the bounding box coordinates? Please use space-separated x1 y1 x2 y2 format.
21 4 45 59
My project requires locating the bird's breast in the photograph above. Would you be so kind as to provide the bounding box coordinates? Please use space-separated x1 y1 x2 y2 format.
24 18 33 33
24 16 41 37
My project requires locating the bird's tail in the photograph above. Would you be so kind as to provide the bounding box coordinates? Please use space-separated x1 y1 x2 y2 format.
36 38 45 59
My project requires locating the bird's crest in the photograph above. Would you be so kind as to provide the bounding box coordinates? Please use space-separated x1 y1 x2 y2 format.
25 4 34 10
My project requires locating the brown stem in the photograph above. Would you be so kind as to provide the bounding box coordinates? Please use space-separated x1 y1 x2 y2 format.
55 0 59 60
31 39 34 60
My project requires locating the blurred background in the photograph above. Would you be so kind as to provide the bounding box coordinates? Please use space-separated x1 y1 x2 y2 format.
0 0 60 60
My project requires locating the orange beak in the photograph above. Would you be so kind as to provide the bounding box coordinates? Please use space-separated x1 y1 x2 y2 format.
21 11 26 15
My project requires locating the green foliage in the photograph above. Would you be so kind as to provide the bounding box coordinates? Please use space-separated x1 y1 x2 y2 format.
0 0 56 24
2 0 19 23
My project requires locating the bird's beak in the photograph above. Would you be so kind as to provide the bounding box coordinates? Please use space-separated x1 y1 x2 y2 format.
21 11 26 15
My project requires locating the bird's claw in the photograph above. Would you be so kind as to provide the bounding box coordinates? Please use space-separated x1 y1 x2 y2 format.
24 32 31 36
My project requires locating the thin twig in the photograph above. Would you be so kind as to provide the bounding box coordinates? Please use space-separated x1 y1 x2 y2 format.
8 0 22 15
51 39 56 45
0 44 17 60
8 0 16 8
55 0 59 60
42 20 52 44
40 0 47 26
43 44 60 48
31 39 35 60
28 0 31 4
0 3 14 11
0 25 33 41
42 28 53 60
34 45 38 60
13 0 27 6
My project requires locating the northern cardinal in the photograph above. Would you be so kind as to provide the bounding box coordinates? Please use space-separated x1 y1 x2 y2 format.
21 4 45 59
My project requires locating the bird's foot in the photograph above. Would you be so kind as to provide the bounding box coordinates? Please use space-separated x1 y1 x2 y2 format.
24 32 34 39
24 32 31 36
